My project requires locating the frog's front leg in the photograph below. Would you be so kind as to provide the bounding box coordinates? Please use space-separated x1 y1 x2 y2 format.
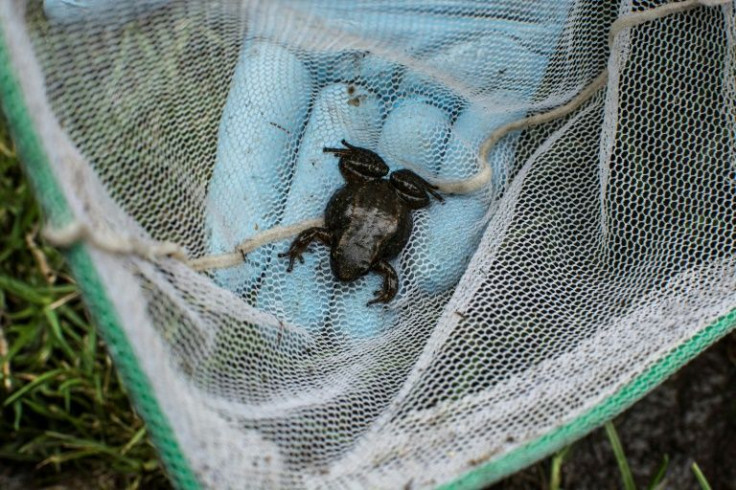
367 260 399 305
324 140 389 184
390 169 444 209
279 227 332 272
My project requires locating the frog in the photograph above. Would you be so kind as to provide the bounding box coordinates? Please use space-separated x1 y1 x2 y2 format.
279 140 444 305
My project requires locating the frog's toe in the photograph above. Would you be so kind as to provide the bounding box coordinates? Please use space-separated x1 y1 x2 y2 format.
366 286 396 306
279 250 300 272
366 292 389 306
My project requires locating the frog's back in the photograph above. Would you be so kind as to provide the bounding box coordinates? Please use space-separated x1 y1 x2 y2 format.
327 180 412 267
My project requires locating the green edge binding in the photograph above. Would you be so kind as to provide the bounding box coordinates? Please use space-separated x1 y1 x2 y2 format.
0 22 200 490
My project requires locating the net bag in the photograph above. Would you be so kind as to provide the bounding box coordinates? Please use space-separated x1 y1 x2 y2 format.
2 0 735 488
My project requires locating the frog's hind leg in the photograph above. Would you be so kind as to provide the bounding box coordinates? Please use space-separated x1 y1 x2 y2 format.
390 169 444 209
279 227 332 272
367 260 399 305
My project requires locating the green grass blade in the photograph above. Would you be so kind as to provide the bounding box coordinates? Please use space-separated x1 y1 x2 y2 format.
40 448 109 466
58 303 89 331
12 398 22 430
122 426 147 455
3 368 64 406
0 273 49 304
4 321 41 360
646 454 669 490
605 421 636 490
549 445 571 490
692 462 712 490
43 307 78 361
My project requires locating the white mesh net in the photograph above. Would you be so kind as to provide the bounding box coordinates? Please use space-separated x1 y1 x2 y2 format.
2 0 736 487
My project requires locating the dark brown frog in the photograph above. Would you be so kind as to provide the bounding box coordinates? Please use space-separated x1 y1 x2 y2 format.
280 140 443 305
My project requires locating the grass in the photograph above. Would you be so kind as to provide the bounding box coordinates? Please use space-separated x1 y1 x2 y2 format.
604 422 716 490
0 115 170 488
605 421 637 490
692 463 713 490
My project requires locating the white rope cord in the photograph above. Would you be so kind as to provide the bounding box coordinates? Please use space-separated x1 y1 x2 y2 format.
42 0 730 270
608 0 729 48
187 218 324 271
43 221 189 261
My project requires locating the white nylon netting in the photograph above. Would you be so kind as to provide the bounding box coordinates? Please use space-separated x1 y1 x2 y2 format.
6 0 736 487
